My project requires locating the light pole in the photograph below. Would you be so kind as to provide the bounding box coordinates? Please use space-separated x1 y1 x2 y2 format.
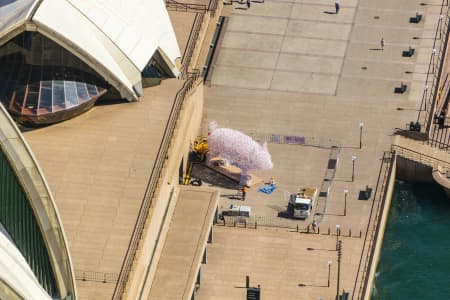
359 122 364 149
327 260 332 287
432 48 436 73
335 224 340 250
336 240 342 300
343 189 348 216
351 156 356 182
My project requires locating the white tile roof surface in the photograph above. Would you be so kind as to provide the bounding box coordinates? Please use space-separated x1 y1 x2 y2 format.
0 0 181 100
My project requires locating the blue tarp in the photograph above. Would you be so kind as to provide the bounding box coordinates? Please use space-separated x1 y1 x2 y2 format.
258 184 277 194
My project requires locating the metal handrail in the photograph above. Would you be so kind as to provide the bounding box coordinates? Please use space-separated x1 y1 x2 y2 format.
429 123 450 150
434 73 450 117
208 0 220 16
165 0 208 13
180 13 205 78
425 12 450 133
352 151 394 300
359 151 395 299
352 147 450 299
165 0 220 16
417 1 450 130
112 70 202 299
392 144 450 170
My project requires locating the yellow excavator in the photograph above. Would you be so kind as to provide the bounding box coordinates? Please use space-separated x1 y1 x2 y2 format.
193 136 208 161
184 136 208 185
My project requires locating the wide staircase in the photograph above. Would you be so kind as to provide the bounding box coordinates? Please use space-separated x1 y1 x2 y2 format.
393 135 450 191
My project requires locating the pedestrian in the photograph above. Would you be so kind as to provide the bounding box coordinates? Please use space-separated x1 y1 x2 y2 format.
335 0 340 14
380 37 384 50
242 186 247 200
312 220 317 233
270 176 276 186
246 0 251 9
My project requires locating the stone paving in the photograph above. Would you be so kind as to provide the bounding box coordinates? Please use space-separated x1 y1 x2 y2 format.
196 0 446 299
12 0 448 298
199 226 362 300
23 79 182 299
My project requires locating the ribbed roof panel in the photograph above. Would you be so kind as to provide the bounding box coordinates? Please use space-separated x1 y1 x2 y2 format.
66 0 181 70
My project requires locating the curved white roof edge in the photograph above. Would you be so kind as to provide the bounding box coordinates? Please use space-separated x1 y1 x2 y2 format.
0 0 181 101
0 103 77 299
33 0 143 101
64 0 181 71
0 231 52 300
0 0 37 36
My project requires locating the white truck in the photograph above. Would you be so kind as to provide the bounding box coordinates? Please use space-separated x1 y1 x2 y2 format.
221 204 251 218
288 187 318 219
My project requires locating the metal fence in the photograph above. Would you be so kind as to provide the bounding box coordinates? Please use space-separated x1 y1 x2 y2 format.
352 151 394 300
112 71 202 299
75 270 119 284
417 1 450 140
220 215 305 229
218 216 363 238
248 132 341 149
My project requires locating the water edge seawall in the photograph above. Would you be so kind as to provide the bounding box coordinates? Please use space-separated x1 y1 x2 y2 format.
365 152 449 299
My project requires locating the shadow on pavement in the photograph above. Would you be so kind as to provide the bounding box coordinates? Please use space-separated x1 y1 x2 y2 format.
191 163 241 189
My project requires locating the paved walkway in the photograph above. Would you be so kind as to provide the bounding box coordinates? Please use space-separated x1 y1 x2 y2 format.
197 0 445 298
24 79 182 299
199 226 362 300
148 187 218 300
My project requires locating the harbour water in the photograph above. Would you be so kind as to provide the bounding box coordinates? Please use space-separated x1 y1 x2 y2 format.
372 181 450 299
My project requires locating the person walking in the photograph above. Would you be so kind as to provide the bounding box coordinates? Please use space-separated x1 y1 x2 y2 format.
246 0 251 9
270 176 276 186
335 0 340 14
380 37 384 50
242 186 247 200
312 220 318 233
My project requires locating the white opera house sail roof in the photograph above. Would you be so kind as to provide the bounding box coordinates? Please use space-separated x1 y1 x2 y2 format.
0 0 181 125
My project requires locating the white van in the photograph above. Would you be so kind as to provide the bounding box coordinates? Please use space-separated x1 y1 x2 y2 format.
222 204 251 217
